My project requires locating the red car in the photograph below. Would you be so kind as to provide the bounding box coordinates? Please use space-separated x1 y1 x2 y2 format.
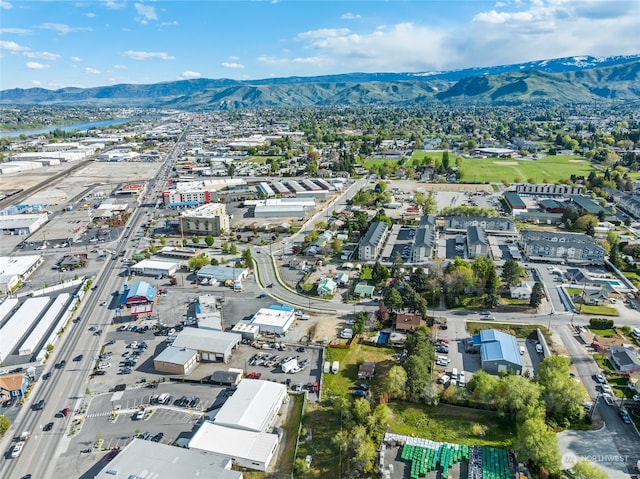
105 449 119 462
248 372 262 379
60 407 70 417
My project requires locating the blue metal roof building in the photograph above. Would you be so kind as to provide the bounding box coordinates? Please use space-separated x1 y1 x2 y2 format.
471 329 523 375
123 281 157 307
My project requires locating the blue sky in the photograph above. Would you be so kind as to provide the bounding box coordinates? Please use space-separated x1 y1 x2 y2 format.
1 0 639 90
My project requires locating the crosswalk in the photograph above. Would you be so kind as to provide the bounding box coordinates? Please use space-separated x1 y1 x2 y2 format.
84 411 113 418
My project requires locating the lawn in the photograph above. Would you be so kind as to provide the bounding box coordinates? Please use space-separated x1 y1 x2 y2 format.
297 343 517 478
467 321 546 341
389 403 515 449
579 305 619 316
459 155 594 184
588 328 616 338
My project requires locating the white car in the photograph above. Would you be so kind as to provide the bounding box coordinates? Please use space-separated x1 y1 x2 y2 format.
602 393 614 406
601 384 613 395
594 373 606 384
458 372 466 387
99 362 111 369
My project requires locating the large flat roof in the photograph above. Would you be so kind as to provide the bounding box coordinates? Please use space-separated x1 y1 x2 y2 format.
251 307 295 328
94 438 241 479
154 345 197 365
189 422 278 466
214 379 287 432
172 327 241 353
0 255 43 275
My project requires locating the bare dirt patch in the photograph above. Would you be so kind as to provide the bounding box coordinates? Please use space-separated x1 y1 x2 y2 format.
569 159 587 163
492 161 518 165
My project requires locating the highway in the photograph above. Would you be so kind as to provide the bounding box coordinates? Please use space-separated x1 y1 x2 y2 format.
1 124 186 479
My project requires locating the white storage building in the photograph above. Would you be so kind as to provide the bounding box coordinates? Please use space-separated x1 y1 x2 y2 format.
0 213 49 236
250 304 296 335
130 259 180 277
19 293 70 356
0 296 49 362
214 379 288 432
188 422 279 472
171 328 241 363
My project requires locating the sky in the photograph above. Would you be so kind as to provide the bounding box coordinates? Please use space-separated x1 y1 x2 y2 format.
1 0 639 91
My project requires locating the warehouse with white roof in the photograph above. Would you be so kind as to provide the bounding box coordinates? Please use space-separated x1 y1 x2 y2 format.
214 379 288 432
171 327 241 362
130 258 180 277
188 422 279 472
250 304 296 335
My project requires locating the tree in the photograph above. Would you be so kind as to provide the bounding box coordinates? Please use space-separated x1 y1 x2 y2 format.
414 192 438 215
352 397 371 423
571 459 608 479
229 242 238 255
0 415 10 437
382 365 407 398
495 375 542 417
383 288 403 311
530 282 544 308
536 356 585 425
501 259 524 287
332 239 343 253
188 254 210 271
403 356 431 402
469 370 498 404
192 236 200 244
513 416 561 473
204 235 214 247
241 249 253 268
409 266 429 292
372 261 390 283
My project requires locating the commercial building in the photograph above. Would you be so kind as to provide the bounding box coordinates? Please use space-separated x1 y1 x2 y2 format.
250 304 296 335
188 422 279 472
245 197 316 218
358 221 389 261
0 254 44 293
196 265 249 284
171 328 241 363
153 346 198 375
180 203 230 236
121 281 157 308
162 189 213 206
0 213 48 236
469 329 522 375
130 259 180 278
94 439 243 479
214 379 288 432
516 183 583 197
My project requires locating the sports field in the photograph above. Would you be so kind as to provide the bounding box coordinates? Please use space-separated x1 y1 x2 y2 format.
409 152 595 184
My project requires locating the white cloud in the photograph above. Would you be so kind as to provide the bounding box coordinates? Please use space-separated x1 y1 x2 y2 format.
113 64 127 69
85 67 101 74
0 40 28 52
31 80 42 86
178 70 201 79
341 13 361 20
40 23 92 35
134 3 157 24
0 27 31 35
0 1 12 9
84 12 96 18
123 50 175 60
26 61 49 69
221 62 244 69
297 28 351 40
71 56 82 62
103 1 126 9
24 51 60 60
228 55 240 61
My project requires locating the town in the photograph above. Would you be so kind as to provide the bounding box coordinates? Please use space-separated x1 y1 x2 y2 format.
0 104 640 479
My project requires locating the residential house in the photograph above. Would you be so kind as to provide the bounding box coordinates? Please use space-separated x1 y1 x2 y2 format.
444 216 516 235
509 282 533 300
467 226 490 259
358 222 389 261
317 278 337 296
395 313 426 332
609 346 640 373
0 373 28 404
520 230 605 265
353 282 375 298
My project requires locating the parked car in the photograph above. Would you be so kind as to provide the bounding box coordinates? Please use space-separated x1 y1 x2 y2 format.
105 449 119 462
151 432 164 443
594 373 606 384
602 393 614 406
94 370 106 376
620 410 631 424
352 389 367 397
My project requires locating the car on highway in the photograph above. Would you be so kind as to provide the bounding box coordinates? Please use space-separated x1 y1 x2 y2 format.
54 360 66 369
74 354 84 362
99 301 107 306
620 410 631 424
42 372 51 380
32 399 45 411
43 422 54 431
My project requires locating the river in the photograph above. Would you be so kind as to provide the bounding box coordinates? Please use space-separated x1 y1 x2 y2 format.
0 116 160 138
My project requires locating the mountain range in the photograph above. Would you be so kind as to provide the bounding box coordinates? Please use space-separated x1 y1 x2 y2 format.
1 54 639 109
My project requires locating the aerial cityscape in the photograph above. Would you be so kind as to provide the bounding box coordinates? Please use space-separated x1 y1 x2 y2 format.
1 2 640 479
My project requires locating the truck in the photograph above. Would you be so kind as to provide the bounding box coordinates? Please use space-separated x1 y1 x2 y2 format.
281 358 299 374
323 361 330 374
331 361 339 374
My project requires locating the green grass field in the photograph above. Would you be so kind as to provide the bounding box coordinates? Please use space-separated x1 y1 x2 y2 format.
407 151 595 184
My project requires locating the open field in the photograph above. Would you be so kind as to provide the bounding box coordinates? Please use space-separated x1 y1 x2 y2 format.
407 151 595 183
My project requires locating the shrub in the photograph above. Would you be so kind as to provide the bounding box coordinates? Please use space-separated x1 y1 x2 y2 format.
589 318 614 329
